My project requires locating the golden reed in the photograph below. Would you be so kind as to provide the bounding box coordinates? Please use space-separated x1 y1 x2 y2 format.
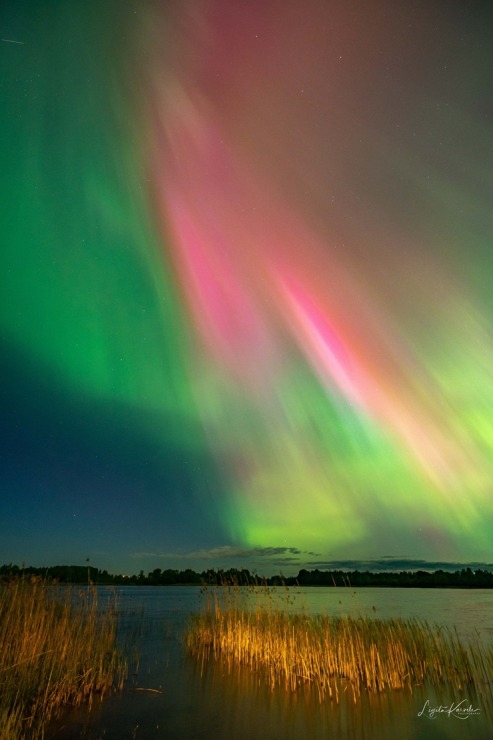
186 582 493 704
0 576 126 738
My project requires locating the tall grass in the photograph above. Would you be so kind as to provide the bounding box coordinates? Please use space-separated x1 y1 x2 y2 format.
0 576 126 738
186 582 493 704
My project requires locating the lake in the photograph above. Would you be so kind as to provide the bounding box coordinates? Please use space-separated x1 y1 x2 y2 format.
50 586 493 739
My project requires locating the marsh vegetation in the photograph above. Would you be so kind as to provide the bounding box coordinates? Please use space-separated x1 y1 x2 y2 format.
186 582 493 706
0 577 126 738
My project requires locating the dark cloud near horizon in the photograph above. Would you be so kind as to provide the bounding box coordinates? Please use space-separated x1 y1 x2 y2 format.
243 547 320 558
130 545 321 561
303 558 493 572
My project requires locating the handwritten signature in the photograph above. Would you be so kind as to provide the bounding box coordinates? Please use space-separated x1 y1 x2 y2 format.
418 699 480 720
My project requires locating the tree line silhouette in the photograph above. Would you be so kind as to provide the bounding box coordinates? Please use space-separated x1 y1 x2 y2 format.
1 563 492 588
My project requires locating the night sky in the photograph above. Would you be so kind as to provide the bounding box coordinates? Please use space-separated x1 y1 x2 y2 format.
2 0 493 576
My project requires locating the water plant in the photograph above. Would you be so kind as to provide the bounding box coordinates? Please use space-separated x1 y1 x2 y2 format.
0 576 126 738
186 580 493 705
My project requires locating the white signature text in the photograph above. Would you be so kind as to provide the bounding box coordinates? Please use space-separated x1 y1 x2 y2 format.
418 699 480 720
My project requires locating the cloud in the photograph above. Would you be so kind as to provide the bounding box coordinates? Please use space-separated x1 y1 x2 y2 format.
303 557 493 572
130 545 320 561
128 551 493 574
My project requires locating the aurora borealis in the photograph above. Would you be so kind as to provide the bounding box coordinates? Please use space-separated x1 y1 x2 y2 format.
2 0 493 575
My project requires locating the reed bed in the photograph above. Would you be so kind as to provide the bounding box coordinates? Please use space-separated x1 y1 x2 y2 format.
186 584 493 704
0 577 126 738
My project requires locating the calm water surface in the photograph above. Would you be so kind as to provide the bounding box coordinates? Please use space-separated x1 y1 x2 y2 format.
51 586 493 739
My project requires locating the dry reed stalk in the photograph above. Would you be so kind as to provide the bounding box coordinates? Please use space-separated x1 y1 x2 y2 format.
0 577 126 738
187 583 493 705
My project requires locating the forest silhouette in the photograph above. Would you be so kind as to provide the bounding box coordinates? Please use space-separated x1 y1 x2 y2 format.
1 563 493 588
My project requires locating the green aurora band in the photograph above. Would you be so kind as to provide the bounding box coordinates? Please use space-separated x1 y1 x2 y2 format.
2 1 493 569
